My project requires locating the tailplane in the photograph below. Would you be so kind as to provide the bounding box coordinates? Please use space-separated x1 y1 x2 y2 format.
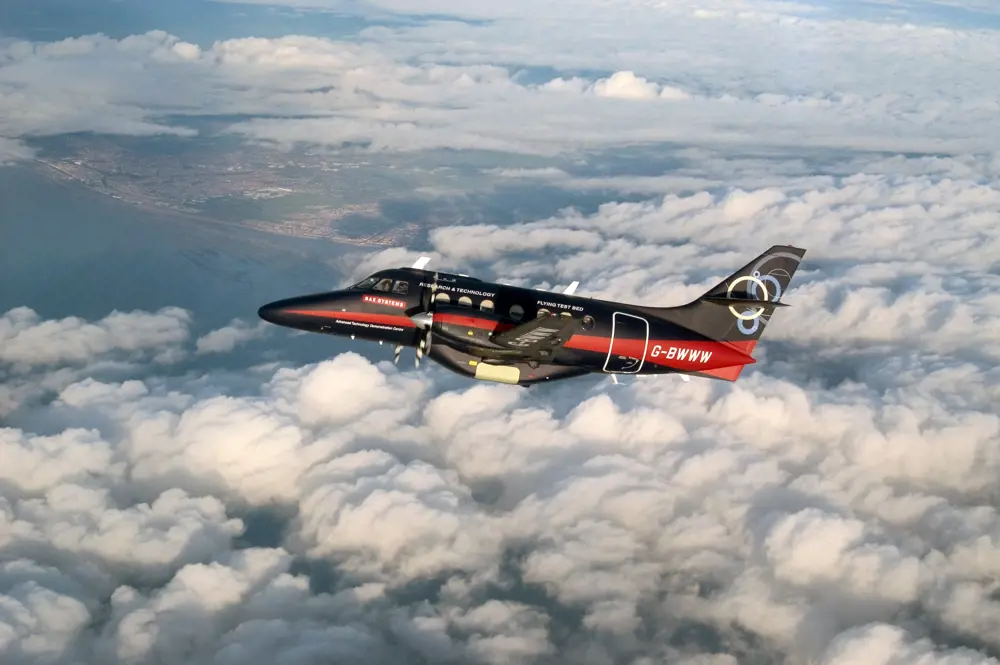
651 244 806 380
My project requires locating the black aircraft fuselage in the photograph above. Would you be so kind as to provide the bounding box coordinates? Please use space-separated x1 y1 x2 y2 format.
258 245 806 386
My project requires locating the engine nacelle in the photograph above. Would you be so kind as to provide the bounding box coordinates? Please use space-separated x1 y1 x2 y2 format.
430 305 509 350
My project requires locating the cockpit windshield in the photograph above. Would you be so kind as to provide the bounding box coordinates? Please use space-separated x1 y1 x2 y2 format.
351 276 379 290
350 274 410 295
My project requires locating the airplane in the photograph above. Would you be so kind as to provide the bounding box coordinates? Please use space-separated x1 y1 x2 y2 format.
257 245 806 386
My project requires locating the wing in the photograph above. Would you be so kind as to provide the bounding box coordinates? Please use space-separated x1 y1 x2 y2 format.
490 314 583 360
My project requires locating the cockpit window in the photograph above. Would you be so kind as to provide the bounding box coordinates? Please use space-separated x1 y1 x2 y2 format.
373 278 393 292
352 276 378 290
392 280 409 295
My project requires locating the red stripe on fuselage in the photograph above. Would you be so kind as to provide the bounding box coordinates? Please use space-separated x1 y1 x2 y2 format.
284 309 417 327
566 336 754 371
285 309 754 372
433 312 513 332
564 335 608 354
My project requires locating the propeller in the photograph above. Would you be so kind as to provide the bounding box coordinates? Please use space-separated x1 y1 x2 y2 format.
413 270 439 368
393 256 434 367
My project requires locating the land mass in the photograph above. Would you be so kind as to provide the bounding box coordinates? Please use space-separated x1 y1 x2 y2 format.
31 136 430 247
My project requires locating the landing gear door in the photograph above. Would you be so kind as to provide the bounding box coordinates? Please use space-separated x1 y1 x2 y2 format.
604 312 649 373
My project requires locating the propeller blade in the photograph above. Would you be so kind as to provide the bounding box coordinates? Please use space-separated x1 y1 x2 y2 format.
413 270 439 370
393 345 402 365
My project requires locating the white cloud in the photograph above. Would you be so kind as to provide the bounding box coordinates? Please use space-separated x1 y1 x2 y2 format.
0 306 191 368
97 548 390 665
819 624 999 665
0 427 122 496
0 563 92 665
0 137 34 165
0 306 194 418
195 319 270 355
295 450 504 583
589 71 665 100
1 487 243 578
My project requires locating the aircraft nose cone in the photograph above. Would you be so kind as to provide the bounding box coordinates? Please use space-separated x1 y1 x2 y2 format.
258 300 292 326
258 292 343 329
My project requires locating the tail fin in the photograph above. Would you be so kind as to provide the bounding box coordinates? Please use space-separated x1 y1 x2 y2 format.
652 245 806 377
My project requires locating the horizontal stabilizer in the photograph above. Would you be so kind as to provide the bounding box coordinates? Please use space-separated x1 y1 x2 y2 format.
694 365 747 381
701 296 790 308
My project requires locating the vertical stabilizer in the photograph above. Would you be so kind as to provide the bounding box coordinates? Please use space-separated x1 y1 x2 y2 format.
651 245 806 379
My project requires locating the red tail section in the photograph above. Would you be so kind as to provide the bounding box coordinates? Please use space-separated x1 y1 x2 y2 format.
694 340 756 382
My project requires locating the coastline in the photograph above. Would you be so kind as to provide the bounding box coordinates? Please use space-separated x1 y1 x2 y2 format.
32 158 403 249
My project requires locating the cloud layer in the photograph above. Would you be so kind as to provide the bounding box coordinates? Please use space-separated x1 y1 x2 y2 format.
3 0 1000 160
5 146 1000 663
5 335 1000 663
0 307 271 418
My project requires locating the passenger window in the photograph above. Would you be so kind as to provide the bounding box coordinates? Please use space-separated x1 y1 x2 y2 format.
480 299 494 312
373 278 393 292
434 292 451 304
458 296 472 307
509 304 524 321
392 280 409 295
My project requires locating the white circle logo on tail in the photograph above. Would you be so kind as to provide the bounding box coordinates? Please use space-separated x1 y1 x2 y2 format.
727 250 801 336
726 274 770 320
